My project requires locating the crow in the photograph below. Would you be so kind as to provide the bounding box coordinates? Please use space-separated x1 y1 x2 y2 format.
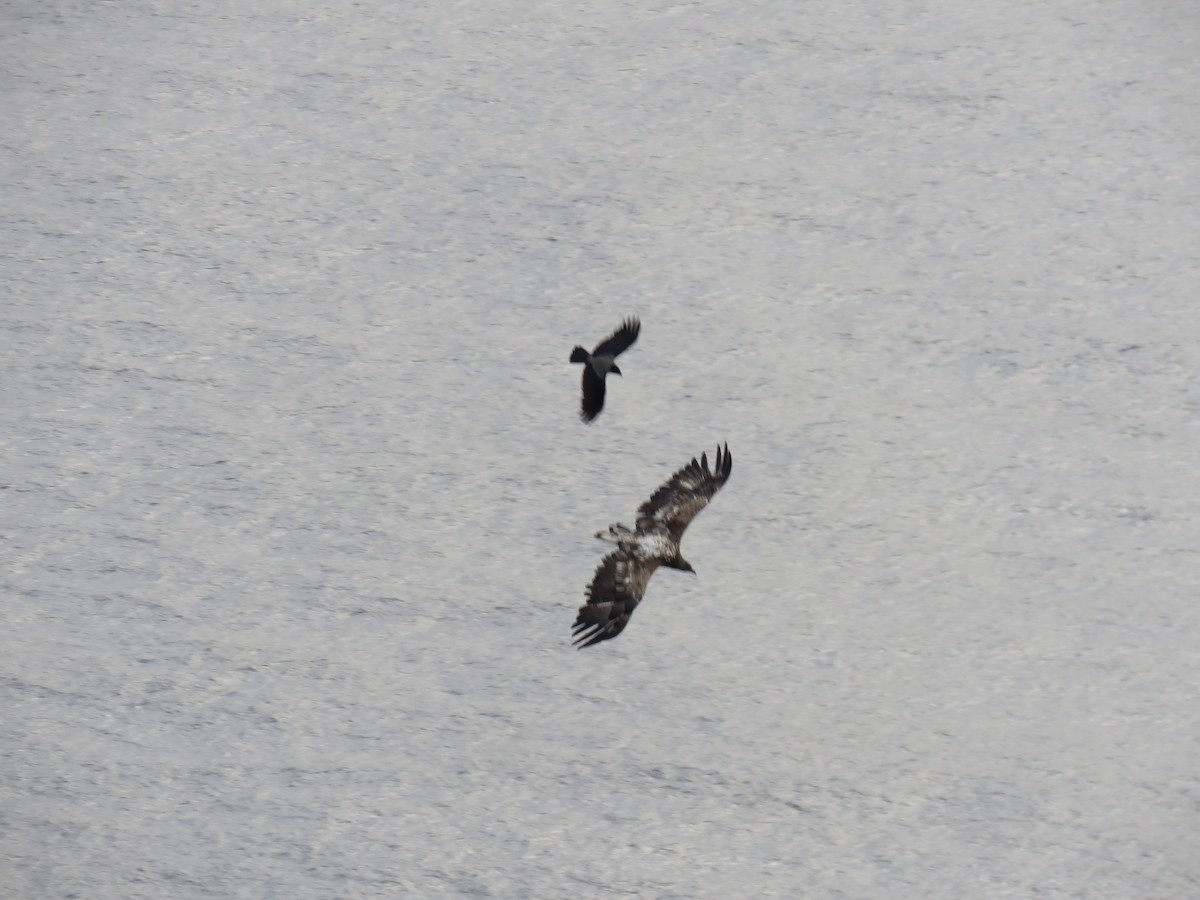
569 317 640 422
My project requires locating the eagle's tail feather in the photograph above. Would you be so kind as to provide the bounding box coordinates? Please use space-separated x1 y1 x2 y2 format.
595 523 633 543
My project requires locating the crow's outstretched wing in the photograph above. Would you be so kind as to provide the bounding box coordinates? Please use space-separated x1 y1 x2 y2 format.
591 317 641 358
579 365 606 422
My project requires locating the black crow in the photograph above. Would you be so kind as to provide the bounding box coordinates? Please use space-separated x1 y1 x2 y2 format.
569 317 640 422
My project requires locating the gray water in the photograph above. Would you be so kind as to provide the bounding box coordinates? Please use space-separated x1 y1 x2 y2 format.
4 1 1199 897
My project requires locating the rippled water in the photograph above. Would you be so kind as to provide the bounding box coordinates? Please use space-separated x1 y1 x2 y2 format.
4 1 1199 897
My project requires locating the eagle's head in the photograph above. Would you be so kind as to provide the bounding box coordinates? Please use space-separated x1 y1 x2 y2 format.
666 555 696 574
610 363 623 377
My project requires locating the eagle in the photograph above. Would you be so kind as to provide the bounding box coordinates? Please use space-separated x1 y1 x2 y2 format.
569 317 641 422
572 443 733 648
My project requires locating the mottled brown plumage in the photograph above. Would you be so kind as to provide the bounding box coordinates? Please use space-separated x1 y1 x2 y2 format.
573 444 733 648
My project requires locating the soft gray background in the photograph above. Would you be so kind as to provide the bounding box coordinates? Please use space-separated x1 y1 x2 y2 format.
3 1 1198 897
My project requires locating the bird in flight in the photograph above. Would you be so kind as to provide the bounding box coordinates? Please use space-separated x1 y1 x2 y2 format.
572 444 733 648
569 317 641 422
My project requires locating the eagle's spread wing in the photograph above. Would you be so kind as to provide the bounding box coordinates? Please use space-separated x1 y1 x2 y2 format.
591 317 641 358
573 549 648 647
579 364 606 422
635 443 732 543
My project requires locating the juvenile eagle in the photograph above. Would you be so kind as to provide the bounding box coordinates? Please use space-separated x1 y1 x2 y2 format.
569 317 640 422
573 443 733 648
